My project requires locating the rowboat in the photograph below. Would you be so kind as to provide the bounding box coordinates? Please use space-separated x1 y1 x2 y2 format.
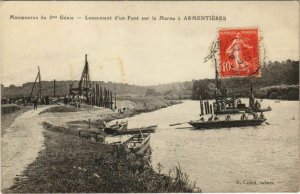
123 133 151 155
188 118 266 129
105 122 157 135
104 121 128 134
123 125 157 134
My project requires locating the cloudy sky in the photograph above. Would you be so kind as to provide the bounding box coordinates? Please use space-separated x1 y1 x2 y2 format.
0 1 299 86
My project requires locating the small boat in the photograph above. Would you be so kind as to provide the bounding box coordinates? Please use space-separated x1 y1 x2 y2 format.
123 133 151 155
123 125 157 134
104 121 128 134
188 118 266 129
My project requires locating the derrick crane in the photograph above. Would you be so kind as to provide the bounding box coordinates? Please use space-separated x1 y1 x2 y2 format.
69 54 92 102
29 66 42 101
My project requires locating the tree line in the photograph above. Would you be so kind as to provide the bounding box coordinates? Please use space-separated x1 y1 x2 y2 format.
191 60 299 100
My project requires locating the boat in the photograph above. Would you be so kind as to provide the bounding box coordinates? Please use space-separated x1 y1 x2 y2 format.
188 118 266 129
104 120 128 134
123 133 151 155
191 39 270 129
123 125 157 134
104 122 156 135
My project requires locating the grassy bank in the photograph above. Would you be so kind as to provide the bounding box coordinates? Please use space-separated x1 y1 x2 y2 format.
6 122 199 193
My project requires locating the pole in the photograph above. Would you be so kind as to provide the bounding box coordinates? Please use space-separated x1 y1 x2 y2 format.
96 84 99 106
205 101 208 114
93 87 96 106
110 91 113 109
200 95 204 116
85 54 89 101
249 80 254 108
114 93 117 109
207 101 210 114
29 72 39 101
212 52 220 112
54 79 56 97
100 86 103 107
104 88 107 108
38 66 42 99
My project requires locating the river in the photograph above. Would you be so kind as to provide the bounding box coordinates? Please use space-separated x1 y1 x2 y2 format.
106 100 299 192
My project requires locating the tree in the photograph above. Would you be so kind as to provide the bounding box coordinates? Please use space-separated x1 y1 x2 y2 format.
145 89 160 96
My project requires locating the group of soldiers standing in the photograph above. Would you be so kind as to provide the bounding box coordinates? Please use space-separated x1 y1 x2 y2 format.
199 111 265 122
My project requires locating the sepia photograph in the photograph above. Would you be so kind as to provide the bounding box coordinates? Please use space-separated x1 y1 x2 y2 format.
0 1 299 193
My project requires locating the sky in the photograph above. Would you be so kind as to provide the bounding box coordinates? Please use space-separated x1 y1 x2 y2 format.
0 1 299 86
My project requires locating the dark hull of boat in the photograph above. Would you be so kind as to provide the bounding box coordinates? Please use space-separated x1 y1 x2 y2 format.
123 125 157 134
188 119 266 129
214 109 243 115
106 125 157 135
104 122 128 134
215 107 271 115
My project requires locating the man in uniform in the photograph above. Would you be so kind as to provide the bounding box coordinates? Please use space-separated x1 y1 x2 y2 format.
241 112 247 120
259 112 265 120
225 114 231 121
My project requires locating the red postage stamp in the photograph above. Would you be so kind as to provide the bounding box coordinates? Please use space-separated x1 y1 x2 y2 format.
219 28 260 78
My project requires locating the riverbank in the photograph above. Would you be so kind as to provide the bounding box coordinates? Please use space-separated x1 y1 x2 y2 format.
1 106 53 191
39 96 181 128
5 110 198 193
2 97 199 192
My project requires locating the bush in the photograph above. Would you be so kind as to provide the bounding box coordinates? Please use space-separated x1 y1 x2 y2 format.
286 89 299 100
145 89 161 96
268 91 279 99
1 104 20 115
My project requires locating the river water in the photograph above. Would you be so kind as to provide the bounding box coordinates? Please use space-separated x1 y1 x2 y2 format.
107 100 299 192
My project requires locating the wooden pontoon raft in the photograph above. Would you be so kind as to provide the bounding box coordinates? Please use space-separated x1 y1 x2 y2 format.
188 118 266 129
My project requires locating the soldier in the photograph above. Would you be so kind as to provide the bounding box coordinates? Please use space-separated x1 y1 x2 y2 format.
199 115 205 122
214 115 220 121
253 112 258 119
259 112 265 120
33 97 38 110
225 114 231 121
208 115 214 121
241 112 247 120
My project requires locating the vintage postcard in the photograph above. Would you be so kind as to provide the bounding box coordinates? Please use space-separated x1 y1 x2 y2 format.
0 1 299 193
